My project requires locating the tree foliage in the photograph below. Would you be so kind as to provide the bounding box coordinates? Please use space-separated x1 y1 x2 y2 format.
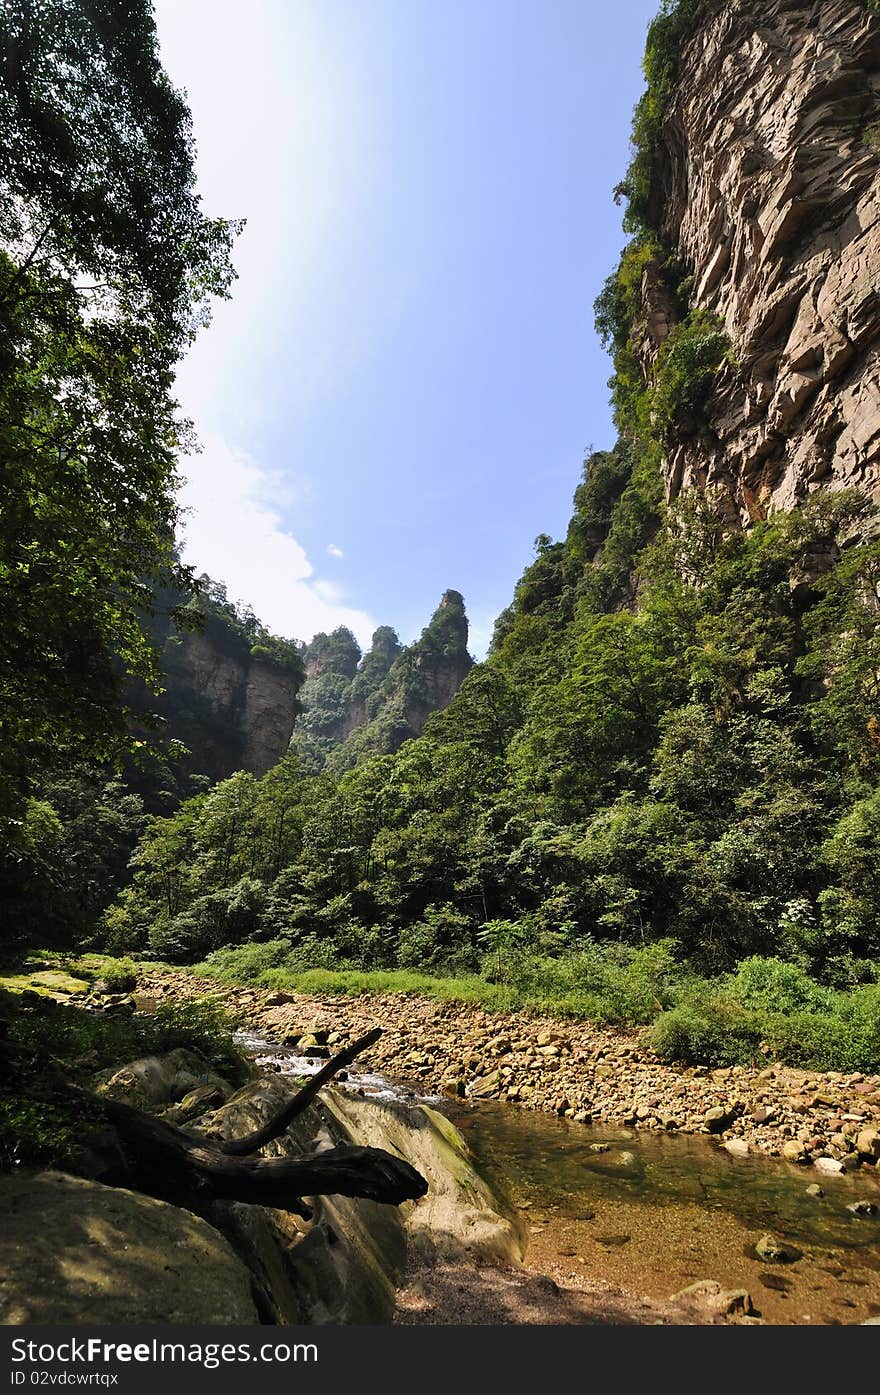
108 482 880 985
0 0 239 835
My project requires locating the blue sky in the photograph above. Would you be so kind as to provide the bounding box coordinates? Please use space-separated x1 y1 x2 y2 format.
153 0 660 657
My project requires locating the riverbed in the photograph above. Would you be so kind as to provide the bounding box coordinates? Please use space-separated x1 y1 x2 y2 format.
241 1030 880 1325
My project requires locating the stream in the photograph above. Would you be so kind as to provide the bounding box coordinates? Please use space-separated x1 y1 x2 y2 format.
240 1031 880 1325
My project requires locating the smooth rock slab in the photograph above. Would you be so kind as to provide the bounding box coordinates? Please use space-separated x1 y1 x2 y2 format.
0 1171 259 1324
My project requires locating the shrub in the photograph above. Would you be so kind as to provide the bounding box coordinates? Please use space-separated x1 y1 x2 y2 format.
649 992 763 1065
727 956 832 1016
97 957 137 993
650 972 880 1071
763 1011 867 1074
648 310 733 442
201 939 293 982
7 996 241 1079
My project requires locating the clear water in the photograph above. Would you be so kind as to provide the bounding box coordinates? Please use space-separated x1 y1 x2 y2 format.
447 1100 880 1326
240 1031 880 1325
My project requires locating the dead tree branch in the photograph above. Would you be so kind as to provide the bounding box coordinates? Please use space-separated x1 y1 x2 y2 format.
220 1026 383 1156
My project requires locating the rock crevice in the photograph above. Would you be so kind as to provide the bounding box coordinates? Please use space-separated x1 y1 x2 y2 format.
643 0 880 523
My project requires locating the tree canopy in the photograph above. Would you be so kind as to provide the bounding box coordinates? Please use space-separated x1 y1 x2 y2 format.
0 0 239 831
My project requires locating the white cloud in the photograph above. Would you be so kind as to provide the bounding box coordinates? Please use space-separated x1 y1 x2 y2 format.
176 433 376 649
326 543 345 559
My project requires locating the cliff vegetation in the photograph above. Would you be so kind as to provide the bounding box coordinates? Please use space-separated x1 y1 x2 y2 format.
102 0 880 1072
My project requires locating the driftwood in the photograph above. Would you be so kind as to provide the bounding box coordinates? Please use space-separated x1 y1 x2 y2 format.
82 1025 428 1218
101 1095 427 1215
220 1026 383 1156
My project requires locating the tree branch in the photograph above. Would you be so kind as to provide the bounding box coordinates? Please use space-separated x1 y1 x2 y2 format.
101 1094 427 1214
220 1027 383 1156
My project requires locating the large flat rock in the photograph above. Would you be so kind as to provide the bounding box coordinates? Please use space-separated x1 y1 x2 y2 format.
0 1171 259 1324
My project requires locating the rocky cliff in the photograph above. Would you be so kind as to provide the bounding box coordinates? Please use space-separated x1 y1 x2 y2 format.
291 591 474 772
128 592 304 794
151 615 302 782
637 0 880 526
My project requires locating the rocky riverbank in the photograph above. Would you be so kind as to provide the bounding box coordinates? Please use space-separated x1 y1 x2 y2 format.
0 1021 760 1327
139 969 880 1178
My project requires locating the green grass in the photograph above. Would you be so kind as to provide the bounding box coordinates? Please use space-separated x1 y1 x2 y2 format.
195 937 683 1023
261 966 518 1008
195 941 880 1074
195 953 533 1010
0 950 162 1001
0 968 91 998
194 939 680 1020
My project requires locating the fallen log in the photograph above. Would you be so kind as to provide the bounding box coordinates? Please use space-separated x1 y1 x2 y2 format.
69 1018 428 1219
101 1094 427 1213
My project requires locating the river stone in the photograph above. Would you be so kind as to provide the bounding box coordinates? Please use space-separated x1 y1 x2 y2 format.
847 1200 878 1217
670 1280 756 1320
813 1156 846 1175
330 1092 526 1269
95 1048 229 1108
0 1171 259 1324
782 1139 808 1163
856 1128 880 1160
162 1083 225 1126
704 1105 735 1134
755 1232 801 1263
468 1070 503 1099
723 1138 750 1157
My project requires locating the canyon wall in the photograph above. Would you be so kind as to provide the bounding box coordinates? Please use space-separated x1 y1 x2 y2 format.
641 0 880 526
155 616 301 781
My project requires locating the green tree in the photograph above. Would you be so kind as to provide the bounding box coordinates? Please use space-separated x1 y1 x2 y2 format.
0 0 239 843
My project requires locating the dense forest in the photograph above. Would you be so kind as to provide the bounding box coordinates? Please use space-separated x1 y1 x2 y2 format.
3 0 880 1083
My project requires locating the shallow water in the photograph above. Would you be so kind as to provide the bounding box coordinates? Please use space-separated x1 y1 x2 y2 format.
448 1100 880 1326
239 1031 880 1325
236 1030 443 1105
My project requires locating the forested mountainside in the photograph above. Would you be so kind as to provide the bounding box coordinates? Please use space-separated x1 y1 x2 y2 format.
289 591 473 774
104 0 880 1071
5 1 880 1076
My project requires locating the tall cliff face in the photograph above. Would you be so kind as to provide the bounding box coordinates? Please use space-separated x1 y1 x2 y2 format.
291 592 473 772
638 0 880 525
128 594 304 792
143 618 302 783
